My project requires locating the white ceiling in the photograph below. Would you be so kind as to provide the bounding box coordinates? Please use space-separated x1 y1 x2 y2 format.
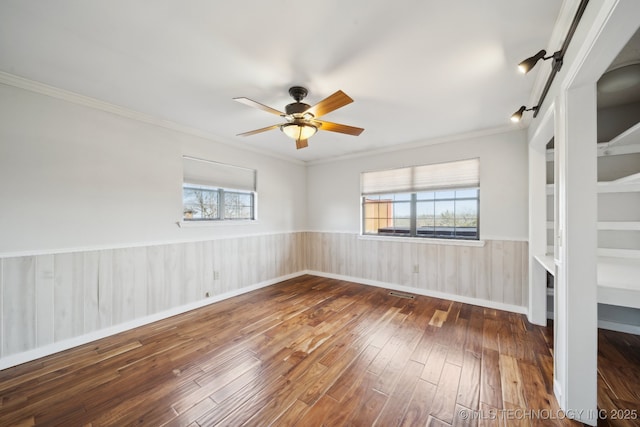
0 0 568 163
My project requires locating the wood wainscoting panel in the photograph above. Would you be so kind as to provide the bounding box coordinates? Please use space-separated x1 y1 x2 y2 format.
53 251 84 341
35 254 55 347
2 256 36 356
2 232 528 370
0 275 600 426
305 232 528 309
0 232 307 361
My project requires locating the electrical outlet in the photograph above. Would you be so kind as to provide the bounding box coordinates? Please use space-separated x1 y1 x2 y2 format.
413 264 419 274
213 270 220 280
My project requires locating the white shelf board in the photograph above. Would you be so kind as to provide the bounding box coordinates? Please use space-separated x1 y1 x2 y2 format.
534 254 556 276
546 180 640 194
598 248 640 258
546 247 640 258
612 172 640 184
607 121 640 148
547 122 640 161
546 221 640 230
543 256 640 309
598 221 640 231
598 256 640 309
598 181 640 193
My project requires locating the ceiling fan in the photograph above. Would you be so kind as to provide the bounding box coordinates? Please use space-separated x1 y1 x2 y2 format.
234 86 364 149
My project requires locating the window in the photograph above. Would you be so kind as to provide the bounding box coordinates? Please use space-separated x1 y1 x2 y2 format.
183 185 220 220
361 158 479 240
182 156 256 222
222 190 254 220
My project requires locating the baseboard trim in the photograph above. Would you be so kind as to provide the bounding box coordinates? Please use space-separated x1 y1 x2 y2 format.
304 270 528 315
554 379 563 409
0 271 305 371
597 319 640 335
546 311 640 336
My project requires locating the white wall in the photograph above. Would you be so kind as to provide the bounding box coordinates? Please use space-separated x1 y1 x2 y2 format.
0 84 307 256
0 81 309 369
306 129 529 241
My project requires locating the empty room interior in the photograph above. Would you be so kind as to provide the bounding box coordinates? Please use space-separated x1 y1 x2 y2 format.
1 1 639 426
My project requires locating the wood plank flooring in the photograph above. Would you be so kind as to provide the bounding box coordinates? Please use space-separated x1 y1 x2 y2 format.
597 329 640 427
0 275 637 426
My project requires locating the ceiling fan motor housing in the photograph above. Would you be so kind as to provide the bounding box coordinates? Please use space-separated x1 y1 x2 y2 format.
288 86 308 102
285 86 311 117
285 102 311 116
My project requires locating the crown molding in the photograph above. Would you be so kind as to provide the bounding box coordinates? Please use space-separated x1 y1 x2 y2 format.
0 71 305 166
0 71 528 168
306 124 522 166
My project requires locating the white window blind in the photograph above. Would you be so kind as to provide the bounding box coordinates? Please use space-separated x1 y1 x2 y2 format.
361 158 479 195
183 156 256 191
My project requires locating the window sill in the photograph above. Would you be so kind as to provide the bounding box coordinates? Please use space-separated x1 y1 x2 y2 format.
177 220 258 228
358 234 485 247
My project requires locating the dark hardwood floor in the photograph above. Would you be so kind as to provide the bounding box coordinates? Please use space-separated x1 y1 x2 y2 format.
0 275 638 426
598 329 640 427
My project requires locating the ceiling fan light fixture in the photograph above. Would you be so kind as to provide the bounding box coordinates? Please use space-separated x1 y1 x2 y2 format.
280 122 318 140
234 86 363 149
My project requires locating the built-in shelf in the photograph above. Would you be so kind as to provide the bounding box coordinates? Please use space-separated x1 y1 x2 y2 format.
538 255 640 309
597 180 640 193
546 221 640 231
546 247 640 259
542 122 640 312
534 254 556 276
607 121 640 148
598 248 640 258
598 221 640 230
546 180 640 195
612 172 640 184
547 121 640 160
598 256 640 309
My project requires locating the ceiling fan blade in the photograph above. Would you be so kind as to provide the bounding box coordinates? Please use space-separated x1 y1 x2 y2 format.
296 139 308 149
237 124 281 137
233 97 285 116
315 120 364 136
305 90 353 118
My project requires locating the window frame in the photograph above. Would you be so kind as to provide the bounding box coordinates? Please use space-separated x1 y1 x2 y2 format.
360 158 481 242
221 188 256 221
182 182 256 223
180 156 257 227
361 187 480 241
